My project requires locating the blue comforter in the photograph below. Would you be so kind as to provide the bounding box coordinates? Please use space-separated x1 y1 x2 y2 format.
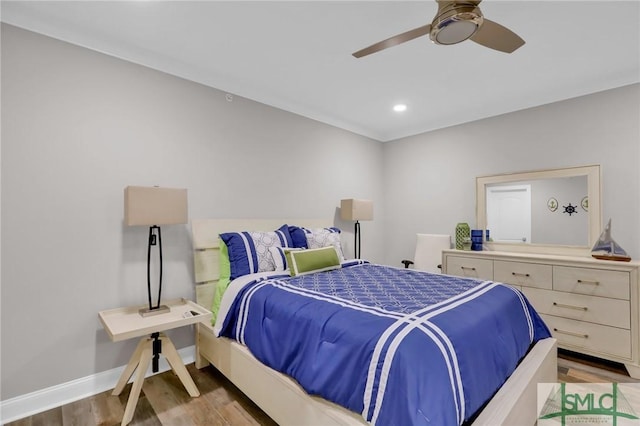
216 262 551 425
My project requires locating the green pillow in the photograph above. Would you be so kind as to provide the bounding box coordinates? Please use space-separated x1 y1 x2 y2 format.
286 246 341 276
211 238 231 324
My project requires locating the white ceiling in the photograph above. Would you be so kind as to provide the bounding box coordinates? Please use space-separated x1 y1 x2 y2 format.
2 1 639 142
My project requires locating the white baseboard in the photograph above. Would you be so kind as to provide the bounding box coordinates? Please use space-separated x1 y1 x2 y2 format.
0 345 195 424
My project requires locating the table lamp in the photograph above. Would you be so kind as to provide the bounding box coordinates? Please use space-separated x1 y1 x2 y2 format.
340 199 374 259
125 186 188 316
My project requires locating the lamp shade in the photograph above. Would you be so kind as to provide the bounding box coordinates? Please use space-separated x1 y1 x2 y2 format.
340 199 373 221
124 186 188 226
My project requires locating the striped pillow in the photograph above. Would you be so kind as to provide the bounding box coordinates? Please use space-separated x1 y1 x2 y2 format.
269 246 303 271
220 224 293 280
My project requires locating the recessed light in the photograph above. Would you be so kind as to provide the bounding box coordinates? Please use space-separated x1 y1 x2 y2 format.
393 104 407 112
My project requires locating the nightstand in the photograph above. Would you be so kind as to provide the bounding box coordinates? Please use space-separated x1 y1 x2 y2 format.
99 298 212 425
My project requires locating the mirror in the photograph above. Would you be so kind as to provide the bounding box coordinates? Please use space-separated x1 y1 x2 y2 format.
476 165 601 256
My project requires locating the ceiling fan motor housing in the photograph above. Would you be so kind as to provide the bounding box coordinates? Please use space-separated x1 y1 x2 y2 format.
430 4 483 45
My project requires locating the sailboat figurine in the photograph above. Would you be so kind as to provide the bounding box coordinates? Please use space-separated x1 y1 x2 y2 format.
591 219 631 262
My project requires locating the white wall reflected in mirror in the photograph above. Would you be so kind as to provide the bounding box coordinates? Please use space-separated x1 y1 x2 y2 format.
477 165 600 256
486 176 588 246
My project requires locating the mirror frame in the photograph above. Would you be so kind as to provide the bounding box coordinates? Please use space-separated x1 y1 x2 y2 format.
476 165 601 256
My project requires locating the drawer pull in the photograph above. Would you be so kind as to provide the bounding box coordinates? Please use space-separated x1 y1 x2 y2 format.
460 266 476 271
553 302 588 311
511 272 530 277
553 328 588 339
577 279 600 285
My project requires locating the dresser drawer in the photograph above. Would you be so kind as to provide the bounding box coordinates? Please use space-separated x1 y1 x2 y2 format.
553 266 630 300
523 287 630 329
494 260 552 290
444 255 493 280
541 314 631 360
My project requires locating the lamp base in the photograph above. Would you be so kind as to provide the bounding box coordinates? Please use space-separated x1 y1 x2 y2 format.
139 305 171 317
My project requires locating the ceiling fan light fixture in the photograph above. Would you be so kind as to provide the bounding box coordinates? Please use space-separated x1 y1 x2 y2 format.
430 5 483 45
433 20 479 45
352 0 525 58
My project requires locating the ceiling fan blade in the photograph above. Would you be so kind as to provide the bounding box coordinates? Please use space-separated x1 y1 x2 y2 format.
470 18 525 53
352 24 431 58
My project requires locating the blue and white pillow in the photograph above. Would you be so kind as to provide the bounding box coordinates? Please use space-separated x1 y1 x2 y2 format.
269 246 304 271
220 224 293 280
303 227 345 261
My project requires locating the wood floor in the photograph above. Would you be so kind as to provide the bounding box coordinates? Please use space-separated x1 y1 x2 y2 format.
7 349 639 426
5 364 277 426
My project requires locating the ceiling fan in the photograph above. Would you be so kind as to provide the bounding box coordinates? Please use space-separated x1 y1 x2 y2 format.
352 0 525 58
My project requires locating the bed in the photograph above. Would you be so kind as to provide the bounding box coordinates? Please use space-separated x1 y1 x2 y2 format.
191 218 557 425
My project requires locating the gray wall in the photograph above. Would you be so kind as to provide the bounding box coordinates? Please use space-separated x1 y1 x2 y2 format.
0 24 384 399
383 84 640 266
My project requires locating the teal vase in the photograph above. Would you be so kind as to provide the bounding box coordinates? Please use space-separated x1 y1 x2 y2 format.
455 223 470 250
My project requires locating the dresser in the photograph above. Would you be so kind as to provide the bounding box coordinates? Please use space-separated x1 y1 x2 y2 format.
442 249 640 378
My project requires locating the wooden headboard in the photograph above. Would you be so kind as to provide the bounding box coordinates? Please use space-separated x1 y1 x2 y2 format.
191 219 334 310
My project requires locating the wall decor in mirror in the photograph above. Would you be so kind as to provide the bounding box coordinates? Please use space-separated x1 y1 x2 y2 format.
476 165 601 256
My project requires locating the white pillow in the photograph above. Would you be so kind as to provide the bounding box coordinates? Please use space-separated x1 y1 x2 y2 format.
304 227 345 261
